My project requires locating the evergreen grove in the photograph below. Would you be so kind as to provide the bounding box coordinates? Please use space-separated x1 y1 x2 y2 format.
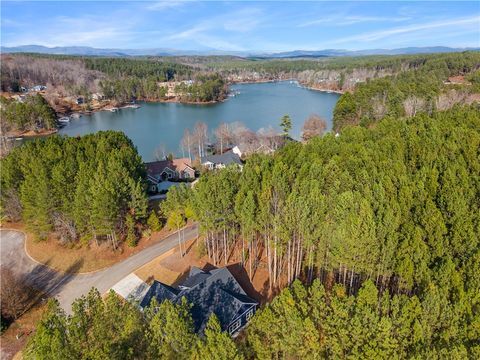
0 131 148 243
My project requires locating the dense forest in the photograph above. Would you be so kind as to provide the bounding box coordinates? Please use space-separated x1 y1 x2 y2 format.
168 105 479 293
333 52 480 130
0 131 148 245
0 94 57 132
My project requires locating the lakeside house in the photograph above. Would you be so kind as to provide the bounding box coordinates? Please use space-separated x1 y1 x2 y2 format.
145 158 195 192
139 266 258 336
92 92 105 101
200 150 243 170
31 85 46 92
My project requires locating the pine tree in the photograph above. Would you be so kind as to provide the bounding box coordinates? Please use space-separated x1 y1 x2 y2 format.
192 314 243 360
280 114 292 138
126 213 137 247
145 298 196 360
24 300 76 360
147 210 162 232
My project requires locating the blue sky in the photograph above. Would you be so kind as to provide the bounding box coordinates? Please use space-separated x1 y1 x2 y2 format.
1 1 479 51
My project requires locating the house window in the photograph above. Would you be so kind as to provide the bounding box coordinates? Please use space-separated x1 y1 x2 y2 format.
228 318 242 334
246 308 254 321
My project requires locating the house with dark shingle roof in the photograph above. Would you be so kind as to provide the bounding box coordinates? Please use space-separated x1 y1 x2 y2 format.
200 150 243 170
140 266 257 336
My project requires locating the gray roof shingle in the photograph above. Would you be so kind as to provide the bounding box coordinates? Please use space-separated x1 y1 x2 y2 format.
139 266 257 333
200 150 243 167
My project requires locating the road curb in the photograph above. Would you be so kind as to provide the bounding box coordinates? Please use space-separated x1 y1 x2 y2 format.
0 227 50 269
0 225 198 275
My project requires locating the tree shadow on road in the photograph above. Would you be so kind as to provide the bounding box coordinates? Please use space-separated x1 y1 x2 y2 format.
23 258 84 298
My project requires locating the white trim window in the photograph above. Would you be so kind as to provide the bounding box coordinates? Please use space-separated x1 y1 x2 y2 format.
228 318 242 334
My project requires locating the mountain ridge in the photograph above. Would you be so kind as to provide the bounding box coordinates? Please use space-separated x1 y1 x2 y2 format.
1 45 478 58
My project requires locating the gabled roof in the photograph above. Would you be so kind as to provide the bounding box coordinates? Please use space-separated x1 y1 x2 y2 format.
140 281 179 308
145 158 193 177
200 150 243 167
139 266 257 333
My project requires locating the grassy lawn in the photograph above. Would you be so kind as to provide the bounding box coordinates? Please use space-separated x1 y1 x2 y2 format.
4 223 176 274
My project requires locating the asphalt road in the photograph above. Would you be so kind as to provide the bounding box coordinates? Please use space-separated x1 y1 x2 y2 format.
0 225 198 313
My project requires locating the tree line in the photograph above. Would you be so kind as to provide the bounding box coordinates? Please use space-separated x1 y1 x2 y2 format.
0 131 148 246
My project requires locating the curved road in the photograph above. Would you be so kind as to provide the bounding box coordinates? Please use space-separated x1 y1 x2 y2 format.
0 225 198 313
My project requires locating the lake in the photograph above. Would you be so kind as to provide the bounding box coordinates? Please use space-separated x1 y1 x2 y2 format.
59 81 340 161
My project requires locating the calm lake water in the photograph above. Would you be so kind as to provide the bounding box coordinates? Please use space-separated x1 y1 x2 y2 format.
59 81 340 161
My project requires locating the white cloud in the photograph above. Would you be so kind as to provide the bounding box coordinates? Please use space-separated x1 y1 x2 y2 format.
299 15 410 27
146 0 188 11
160 6 263 50
328 15 480 45
3 12 141 48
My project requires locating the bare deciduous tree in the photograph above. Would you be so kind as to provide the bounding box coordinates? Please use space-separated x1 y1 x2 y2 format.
436 89 468 111
403 96 425 117
52 212 78 245
302 114 327 142
258 126 283 150
214 123 232 154
0 267 35 321
372 94 388 120
0 189 22 222
181 129 193 161
193 121 208 158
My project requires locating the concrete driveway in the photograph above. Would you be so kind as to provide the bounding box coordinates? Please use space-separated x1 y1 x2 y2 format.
0 225 198 313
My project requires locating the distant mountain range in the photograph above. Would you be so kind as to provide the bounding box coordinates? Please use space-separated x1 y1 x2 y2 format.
1 45 478 58
260 47 480 58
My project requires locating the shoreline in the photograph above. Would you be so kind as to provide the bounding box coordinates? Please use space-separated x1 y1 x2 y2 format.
5 128 58 139
230 78 346 94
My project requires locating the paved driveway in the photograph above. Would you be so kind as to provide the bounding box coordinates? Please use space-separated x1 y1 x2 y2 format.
0 225 198 313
